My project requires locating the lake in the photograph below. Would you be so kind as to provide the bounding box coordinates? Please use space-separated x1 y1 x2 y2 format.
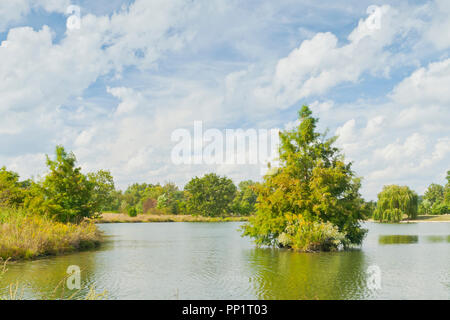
1 222 449 299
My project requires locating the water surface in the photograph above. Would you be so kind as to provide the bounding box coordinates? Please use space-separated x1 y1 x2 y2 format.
1 222 449 299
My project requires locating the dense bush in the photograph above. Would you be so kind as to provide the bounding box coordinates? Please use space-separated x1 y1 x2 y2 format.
277 215 348 252
127 207 137 217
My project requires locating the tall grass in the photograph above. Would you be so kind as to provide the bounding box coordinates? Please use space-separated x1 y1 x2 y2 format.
0 208 102 260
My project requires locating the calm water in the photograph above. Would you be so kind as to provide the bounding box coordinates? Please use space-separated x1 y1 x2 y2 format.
1 222 449 300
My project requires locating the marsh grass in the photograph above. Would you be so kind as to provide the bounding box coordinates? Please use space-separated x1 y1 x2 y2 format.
0 208 102 260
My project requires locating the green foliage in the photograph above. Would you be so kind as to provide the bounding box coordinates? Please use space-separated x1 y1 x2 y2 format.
127 206 137 217
24 146 115 223
242 106 367 249
430 202 449 215
361 200 376 219
445 170 450 204
419 199 432 215
232 180 258 216
277 214 348 252
424 183 444 207
420 176 449 215
0 167 27 208
154 183 184 214
373 185 418 222
184 173 237 217
87 170 116 214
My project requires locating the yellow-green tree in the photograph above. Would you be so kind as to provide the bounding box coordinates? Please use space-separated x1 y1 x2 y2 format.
0 167 27 208
25 146 114 223
373 185 418 222
242 106 367 250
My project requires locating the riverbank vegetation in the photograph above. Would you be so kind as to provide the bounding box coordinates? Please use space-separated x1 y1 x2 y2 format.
0 208 101 260
97 212 248 223
0 147 108 260
103 175 257 218
242 106 368 252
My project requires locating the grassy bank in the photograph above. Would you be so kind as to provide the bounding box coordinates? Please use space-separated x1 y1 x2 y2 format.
97 212 249 223
0 208 102 261
367 214 450 223
402 214 450 222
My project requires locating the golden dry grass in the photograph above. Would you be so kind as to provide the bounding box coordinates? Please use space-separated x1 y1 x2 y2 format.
403 214 450 222
97 212 249 223
0 209 102 261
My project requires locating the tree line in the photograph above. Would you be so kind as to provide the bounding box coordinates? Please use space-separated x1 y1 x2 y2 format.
0 147 258 223
104 173 257 217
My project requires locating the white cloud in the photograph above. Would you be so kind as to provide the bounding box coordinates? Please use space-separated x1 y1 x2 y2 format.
391 58 450 107
1 0 449 199
252 5 418 109
424 0 450 50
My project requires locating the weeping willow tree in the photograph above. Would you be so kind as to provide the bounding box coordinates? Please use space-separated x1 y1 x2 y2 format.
373 185 418 222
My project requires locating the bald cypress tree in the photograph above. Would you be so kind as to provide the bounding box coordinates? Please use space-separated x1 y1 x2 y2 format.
242 106 367 250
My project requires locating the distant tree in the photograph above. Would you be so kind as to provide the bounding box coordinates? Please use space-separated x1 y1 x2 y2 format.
361 200 377 219
373 185 418 222
444 170 450 206
419 199 432 215
422 181 449 215
424 183 444 207
184 173 237 217
0 167 26 208
87 170 115 214
232 180 258 216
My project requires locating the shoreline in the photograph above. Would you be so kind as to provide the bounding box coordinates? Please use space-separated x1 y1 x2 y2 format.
366 214 450 223
96 212 249 223
98 213 450 224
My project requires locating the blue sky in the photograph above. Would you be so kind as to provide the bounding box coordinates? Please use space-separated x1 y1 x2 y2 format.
0 0 449 199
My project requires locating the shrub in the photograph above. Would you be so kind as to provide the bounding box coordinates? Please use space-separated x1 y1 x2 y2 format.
127 207 137 217
277 215 347 252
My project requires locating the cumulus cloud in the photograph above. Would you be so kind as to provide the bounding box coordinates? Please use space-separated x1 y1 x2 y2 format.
0 0 449 199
